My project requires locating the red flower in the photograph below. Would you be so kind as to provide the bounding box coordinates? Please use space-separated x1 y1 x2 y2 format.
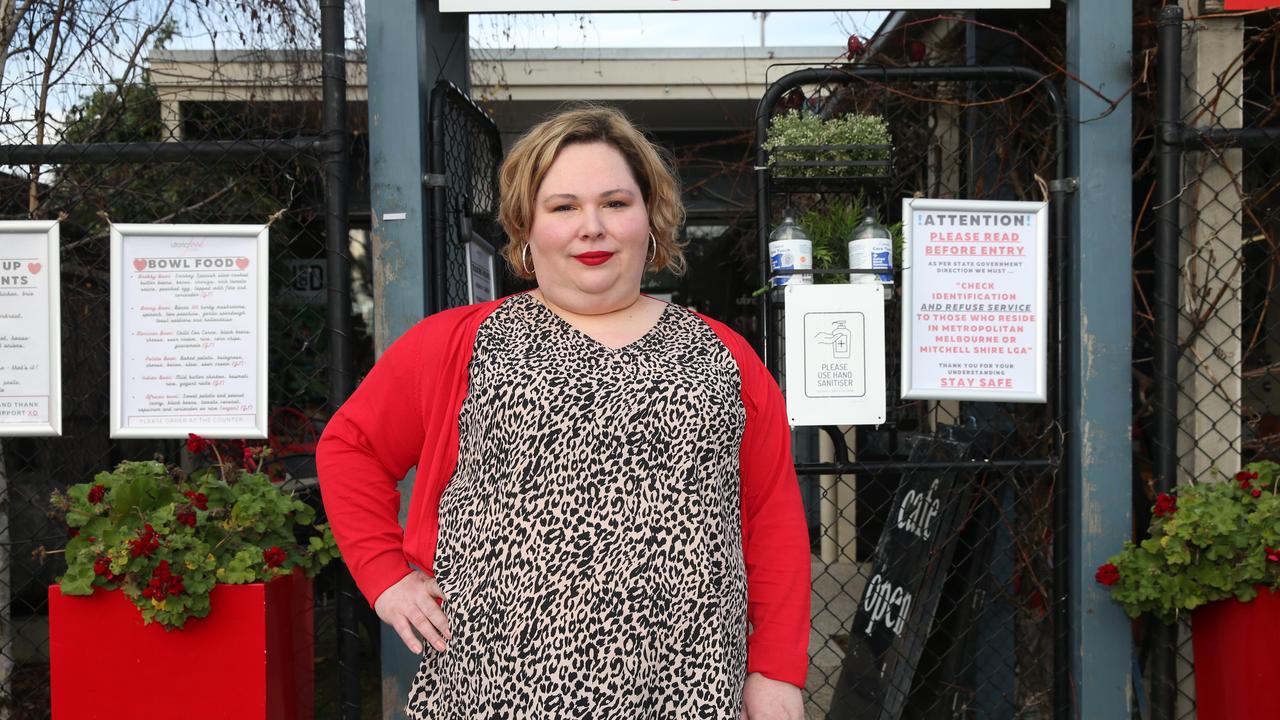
1095 563 1121 586
87 484 106 504
1237 471 1260 489
242 446 257 472
262 547 286 569
129 524 161 558
68 527 79 539
176 510 197 528
846 34 866 60
141 560 185 600
1153 493 1178 518
1267 547 1280 564
1252 488 1263 499
93 557 120 583
183 491 208 511
186 433 209 454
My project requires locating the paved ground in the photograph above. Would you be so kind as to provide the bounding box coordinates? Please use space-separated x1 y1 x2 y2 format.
804 559 870 718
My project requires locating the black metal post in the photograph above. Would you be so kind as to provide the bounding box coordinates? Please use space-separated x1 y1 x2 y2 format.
429 84 449 315
1153 7 1184 720
754 99 772 365
320 1 359 718
1043 81 1072 720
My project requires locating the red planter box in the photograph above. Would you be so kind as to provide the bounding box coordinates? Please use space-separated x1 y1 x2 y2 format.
1192 585 1280 720
49 571 314 720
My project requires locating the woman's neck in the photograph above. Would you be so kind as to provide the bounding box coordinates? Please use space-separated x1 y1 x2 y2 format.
532 287 642 322
531 289 666 350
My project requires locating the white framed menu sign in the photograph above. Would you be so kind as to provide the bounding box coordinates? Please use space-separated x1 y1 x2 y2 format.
901 198 1048 403
0 221 61 436
466 238 497 304
110 224 269 438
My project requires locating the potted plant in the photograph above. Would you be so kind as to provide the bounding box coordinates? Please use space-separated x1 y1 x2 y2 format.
49 434 340 720
762 109 892 180
1097 460 1280 720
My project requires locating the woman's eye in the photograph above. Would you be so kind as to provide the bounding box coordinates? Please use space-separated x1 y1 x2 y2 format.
553 204 574 212
605 200 627 209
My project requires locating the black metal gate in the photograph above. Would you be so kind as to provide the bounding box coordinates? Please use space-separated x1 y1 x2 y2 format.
754 65 1068 720
427 81 508 312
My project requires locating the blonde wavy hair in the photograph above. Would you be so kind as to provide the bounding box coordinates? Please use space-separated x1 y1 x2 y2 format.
498 105 687 279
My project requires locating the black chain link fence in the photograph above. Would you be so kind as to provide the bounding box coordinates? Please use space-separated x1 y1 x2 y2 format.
0 4 373 717
1137 6 1280 720
753 52 1067 720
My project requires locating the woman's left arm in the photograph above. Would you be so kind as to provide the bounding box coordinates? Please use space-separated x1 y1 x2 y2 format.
735 338 812 692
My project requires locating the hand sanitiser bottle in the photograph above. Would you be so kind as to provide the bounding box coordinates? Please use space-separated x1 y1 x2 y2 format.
848 216 893 285
769 215 813 287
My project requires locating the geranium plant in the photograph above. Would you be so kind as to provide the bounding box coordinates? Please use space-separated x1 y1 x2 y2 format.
53 434 339 629
1097 460 1280 623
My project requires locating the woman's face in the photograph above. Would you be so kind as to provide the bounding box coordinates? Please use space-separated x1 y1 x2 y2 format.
527 141 650 310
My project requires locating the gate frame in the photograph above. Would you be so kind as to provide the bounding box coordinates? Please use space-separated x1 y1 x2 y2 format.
754 64 1069 720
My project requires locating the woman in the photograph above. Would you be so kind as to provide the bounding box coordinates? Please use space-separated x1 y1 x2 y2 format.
317 106 810 719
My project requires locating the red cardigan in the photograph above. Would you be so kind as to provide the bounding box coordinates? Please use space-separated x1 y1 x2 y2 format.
317 296 811 687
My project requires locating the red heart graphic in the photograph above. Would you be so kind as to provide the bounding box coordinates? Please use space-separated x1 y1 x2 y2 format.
132 258 146 272
235 257 250 270
27 262 41 275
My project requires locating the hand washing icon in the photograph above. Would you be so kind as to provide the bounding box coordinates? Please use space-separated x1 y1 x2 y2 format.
813 320 851 359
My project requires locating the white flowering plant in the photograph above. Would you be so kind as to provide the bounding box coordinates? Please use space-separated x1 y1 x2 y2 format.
762 110 892 178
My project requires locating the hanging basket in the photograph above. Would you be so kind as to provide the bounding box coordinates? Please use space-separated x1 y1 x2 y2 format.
767 143 893 193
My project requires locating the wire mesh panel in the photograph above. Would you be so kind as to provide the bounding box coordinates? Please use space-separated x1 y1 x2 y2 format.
754 65 1065 720
429 81 507 311
0 7 369 717
1140 8 1280 720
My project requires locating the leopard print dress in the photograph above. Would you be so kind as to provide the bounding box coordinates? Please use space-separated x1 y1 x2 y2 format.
405 293 749 719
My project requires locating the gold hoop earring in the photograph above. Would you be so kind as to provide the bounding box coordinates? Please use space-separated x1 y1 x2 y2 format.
647 232 657 265
521 244 533 275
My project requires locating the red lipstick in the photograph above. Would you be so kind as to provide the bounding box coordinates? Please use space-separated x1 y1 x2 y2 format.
574 251 614 266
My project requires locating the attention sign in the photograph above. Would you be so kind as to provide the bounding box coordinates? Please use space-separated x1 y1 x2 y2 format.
900 198 1048 403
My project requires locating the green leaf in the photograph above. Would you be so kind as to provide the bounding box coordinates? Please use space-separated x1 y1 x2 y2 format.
60 563 96 596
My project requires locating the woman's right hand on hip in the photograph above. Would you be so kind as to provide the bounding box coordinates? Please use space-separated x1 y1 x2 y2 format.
374 570 452 654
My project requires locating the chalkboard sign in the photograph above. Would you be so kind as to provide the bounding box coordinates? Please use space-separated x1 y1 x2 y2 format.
827 434 971 720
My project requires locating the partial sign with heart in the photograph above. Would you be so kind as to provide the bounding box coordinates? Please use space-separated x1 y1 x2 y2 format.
28 262 41 275
132 258 147 272
235 257 250 270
